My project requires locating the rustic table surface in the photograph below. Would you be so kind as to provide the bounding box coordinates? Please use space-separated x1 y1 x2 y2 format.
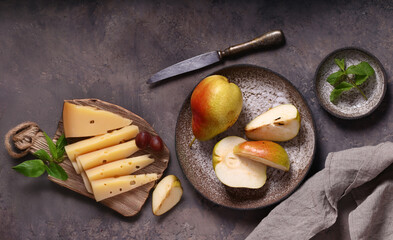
1 1 392 239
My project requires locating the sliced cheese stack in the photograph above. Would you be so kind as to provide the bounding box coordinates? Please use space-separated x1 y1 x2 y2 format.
85 154 157 201
63 101 158 202
65 125 140 174
76 140 139 171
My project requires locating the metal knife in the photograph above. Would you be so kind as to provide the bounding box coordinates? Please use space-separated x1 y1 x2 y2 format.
147 30 285 84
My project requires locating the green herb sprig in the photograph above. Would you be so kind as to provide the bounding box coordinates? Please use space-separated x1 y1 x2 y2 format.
327 59 375 103
12 132 68 180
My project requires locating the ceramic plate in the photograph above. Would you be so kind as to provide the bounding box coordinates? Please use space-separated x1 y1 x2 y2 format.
175 65 316 209
314 47 387 119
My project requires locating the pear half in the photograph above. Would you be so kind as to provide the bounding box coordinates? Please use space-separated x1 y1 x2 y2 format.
245 104 301 142
212 136 267 189
152 175 183 216
234 141 290 171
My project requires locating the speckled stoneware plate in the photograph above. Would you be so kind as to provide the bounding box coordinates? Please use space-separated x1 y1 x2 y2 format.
175 65 316 209
315 47 387 119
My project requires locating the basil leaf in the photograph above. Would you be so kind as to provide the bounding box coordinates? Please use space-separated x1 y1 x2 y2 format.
346 62 375 77
54 134 66 162
55 149 65 163
43 132 57 160
33 149 51 162
334 58 345 71
327 71 344 86
45 162 68 180
330 82 354 102
56 134 66 149
12 160 46 177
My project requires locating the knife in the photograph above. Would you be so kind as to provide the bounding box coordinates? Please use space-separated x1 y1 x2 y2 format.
147 30 285 84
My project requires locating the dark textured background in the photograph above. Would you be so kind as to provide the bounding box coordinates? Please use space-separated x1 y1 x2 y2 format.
0 0 392 239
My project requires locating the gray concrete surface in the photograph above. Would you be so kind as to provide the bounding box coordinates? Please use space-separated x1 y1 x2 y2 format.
0 0 392 239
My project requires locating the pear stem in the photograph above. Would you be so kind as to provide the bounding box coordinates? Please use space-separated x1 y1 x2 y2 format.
189 137 196 148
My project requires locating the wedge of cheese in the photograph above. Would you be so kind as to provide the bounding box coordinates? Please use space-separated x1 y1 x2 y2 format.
65 125 139 162
76 140 139 170
86 154 154 181
92 173 158 201
63 101 132 138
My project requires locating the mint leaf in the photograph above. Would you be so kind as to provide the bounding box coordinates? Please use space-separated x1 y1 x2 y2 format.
33 149 51 162
354 75 369 86
330 82 354 102
45 162 68 180
13 160 46 177
334 58 345 71
346 62 375 77
359 62 375 76
43 132 57 160
327 71 344 86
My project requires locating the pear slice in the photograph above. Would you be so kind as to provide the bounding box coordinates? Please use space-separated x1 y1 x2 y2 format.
245 104 301 142
212 136 267 189
234 141 290 171
152 175 183 216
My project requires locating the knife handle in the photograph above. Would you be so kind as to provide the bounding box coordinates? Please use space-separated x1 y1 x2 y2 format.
218 30 285 59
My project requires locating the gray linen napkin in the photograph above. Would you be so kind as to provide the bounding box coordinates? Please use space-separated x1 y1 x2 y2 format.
246 142 393 240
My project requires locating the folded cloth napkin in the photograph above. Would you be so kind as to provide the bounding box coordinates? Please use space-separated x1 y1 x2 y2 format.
246 142 393 240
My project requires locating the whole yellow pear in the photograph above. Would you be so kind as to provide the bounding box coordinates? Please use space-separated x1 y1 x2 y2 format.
191 75 243 141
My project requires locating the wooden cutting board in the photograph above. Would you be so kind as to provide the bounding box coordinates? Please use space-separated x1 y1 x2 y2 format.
29 99 170 217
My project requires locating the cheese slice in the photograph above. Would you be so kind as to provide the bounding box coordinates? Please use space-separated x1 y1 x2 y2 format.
71 160 82 174
80 170 93 194
76 157 84 174
92 173 158 201
65 125 139 162
76 140 139 170
85 154 154 181
63 101 132 138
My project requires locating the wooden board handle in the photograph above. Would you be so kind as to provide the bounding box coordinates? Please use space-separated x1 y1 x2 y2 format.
4 121 48 158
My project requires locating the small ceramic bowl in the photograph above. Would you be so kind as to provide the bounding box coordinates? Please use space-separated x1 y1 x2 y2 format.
314 47 387 119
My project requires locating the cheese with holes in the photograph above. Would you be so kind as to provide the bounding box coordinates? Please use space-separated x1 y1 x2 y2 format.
92 173 158 201
76 140 139 170
86 154 154 181
63 101 132 138
65 125 139 162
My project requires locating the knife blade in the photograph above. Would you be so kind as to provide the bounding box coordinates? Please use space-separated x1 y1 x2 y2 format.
147 30 285 84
